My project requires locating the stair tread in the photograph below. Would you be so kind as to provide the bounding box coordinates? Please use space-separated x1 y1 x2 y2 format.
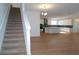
6 30 23 32
0 48 26 55
5 33 24 37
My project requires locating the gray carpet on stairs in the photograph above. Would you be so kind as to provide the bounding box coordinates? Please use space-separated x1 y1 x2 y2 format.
0 8 26 55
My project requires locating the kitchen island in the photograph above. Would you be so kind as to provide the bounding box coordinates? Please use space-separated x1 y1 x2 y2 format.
45 25 73 33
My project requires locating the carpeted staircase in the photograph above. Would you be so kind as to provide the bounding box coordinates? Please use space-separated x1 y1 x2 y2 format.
0 8 26 55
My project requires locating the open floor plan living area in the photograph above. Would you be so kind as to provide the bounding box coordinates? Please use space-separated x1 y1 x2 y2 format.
0 3 79 55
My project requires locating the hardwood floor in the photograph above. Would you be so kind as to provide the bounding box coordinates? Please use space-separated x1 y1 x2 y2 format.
31 32 79 55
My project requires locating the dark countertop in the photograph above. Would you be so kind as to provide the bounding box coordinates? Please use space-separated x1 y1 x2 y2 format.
45 25 73 28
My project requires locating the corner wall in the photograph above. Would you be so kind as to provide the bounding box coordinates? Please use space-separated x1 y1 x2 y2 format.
0 3 10 51
26 11 40 37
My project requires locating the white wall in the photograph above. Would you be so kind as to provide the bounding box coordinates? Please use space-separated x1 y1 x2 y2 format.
0 3 10 50
26 11 40 37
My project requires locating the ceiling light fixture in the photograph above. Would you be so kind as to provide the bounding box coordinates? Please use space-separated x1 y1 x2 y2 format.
41 12 47 16
41 4 48 16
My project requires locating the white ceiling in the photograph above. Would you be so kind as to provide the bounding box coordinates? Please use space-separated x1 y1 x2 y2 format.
25 3 79 18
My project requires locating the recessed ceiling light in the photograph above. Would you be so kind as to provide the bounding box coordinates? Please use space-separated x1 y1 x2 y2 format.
39 4 54 10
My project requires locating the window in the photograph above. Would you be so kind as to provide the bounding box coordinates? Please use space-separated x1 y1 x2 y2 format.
48 18 58 25
51 20 57 25
58 19 72 25
48 18 72 25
